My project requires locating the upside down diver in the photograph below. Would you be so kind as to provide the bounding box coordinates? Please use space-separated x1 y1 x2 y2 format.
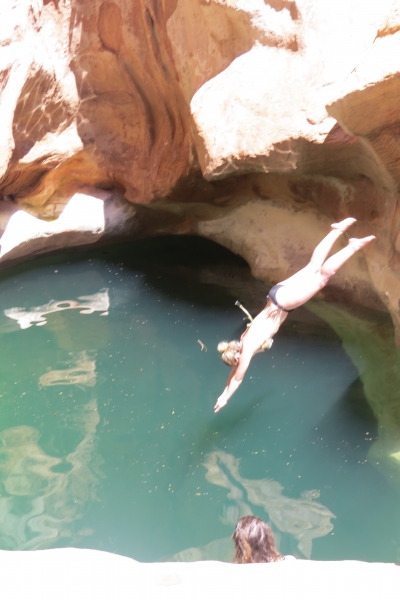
214 218 375 413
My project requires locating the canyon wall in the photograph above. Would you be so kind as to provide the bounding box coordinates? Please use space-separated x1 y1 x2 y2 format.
1 1 400 316
1 1 400 476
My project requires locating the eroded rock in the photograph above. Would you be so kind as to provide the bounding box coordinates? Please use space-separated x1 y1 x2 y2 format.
0 0 190 207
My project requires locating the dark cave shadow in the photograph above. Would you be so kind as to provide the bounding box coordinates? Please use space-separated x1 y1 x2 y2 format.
96 236 345 341
0 232 341 346
112 235 259 311
316 377 378 464
0 235 258 312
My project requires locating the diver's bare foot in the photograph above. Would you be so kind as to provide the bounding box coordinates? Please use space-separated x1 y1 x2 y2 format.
348 235 376 250
331 218 357 232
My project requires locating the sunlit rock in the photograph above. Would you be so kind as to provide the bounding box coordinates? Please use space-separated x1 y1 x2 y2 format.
0 192 107 261
0 548 399 599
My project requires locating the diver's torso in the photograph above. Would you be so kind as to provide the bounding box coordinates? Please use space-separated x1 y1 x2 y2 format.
241 303 288 351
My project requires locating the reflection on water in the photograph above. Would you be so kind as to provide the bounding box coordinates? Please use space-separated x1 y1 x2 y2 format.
4 289 109 329
171 450 335 561
0 399 102 550
39 352 97 388
203 451 335 558
171 536 233 563
0 286 104 550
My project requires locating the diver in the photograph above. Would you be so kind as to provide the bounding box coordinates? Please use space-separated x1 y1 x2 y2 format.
214 218 375 412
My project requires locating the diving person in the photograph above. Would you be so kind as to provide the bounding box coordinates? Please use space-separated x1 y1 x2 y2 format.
214 218 375 412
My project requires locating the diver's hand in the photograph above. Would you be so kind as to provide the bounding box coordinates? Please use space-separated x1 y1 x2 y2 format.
214 395 228 413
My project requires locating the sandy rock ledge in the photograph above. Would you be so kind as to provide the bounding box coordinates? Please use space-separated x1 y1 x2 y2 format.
0 548 399 600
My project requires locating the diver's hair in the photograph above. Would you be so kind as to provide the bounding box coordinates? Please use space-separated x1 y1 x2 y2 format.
217 340 241 366
232 516 281 564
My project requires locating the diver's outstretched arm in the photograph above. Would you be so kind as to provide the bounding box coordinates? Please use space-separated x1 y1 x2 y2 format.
214 367 237 413
214 354 252 412
214 381 240 413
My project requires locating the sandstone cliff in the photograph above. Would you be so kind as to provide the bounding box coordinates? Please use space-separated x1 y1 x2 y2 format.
1 1 399 314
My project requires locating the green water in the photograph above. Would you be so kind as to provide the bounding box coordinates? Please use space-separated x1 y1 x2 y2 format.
0 236 398 563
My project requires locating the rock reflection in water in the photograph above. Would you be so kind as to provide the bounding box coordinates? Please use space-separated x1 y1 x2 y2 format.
0 399 102 550
4 289 109 330
39 352 97 388
171 536 234 563
202 451 335 559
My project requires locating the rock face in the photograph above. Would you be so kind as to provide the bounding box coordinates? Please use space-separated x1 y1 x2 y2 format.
1 1 399 316
2 2 400 483
0 0 190 207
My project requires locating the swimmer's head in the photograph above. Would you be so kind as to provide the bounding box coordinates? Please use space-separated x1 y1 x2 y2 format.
217 340 242 366
232 516 281 563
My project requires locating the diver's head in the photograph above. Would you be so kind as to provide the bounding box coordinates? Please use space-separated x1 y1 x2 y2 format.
217 340 242 366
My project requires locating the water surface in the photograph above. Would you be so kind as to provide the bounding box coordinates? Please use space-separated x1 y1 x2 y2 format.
0 237 398 562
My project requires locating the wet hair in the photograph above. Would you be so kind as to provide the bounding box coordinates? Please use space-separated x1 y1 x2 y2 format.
232 516 281 563
217 340 241 366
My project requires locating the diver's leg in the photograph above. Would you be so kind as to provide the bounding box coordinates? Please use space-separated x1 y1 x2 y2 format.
271 268 326 310
309 218 356 267
270 234 375 310
320 236 375 278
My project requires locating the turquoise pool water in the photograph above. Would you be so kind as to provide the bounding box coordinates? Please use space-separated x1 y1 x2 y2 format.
0 236 398 562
